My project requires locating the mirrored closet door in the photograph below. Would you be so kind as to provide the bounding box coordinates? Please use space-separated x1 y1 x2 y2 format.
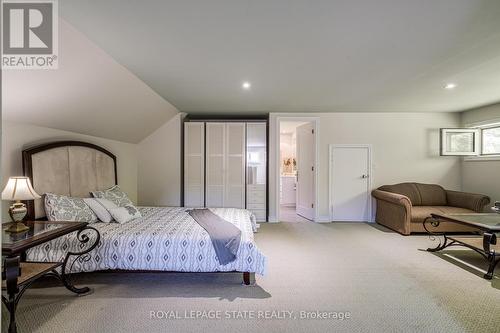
246 123 267 221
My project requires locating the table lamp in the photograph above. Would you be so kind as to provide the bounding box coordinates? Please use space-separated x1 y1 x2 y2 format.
1 177 41 233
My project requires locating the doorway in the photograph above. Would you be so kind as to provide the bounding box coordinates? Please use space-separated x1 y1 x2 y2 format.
278 120 316 222
329 145 372 222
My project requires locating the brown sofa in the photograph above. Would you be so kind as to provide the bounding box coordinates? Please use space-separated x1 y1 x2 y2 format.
372 183 490 235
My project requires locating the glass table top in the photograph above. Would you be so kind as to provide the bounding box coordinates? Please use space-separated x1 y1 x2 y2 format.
444 213 500 229
2 222 66 245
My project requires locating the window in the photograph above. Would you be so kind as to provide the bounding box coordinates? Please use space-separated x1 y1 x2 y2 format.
482 126 500 155
440 121 500 157
440 129 479 156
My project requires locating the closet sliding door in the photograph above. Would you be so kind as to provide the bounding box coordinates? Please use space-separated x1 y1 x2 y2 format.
205 122 246 208
185 120 250 209
184 122 205 207
206 123 225 207
225 123 246 208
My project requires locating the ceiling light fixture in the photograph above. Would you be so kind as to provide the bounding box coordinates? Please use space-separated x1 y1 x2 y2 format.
444 83 457 90
242 81 251 90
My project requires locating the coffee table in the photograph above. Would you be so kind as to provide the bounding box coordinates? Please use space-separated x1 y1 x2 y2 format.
423 213 500 280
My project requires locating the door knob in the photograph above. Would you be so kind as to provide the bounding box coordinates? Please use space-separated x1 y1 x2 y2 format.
361 174 369 179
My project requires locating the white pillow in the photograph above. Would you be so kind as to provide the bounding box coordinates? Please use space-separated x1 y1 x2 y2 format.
83 198 117 223
108 205 142 224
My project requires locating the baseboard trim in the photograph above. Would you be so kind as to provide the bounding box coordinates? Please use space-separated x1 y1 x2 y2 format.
268 216 279 223
315 216 331 223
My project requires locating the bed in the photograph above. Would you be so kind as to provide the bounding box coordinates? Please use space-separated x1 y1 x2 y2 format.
22 141 267 284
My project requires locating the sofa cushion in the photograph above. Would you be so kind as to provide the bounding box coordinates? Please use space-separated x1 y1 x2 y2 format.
379 183 421 206
410 206 476 223
415 183 447 206
432 206 476 215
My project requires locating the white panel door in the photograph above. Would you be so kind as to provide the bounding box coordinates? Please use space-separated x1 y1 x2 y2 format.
225 123 246 208
296 122 315 220
330 146 371 222
184 122 205 207
206 123 225 207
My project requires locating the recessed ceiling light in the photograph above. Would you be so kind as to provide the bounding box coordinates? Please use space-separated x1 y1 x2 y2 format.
242 81 251 90
444 83 457 90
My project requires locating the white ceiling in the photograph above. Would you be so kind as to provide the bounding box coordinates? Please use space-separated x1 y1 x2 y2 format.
3 19 178 143
59 0 500 114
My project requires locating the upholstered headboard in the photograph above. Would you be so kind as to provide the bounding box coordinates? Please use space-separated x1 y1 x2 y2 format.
22 141 117 220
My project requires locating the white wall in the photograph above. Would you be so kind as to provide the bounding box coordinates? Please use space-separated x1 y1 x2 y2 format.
461 103 500 205
280 132 295 174
462 103 500 125
137 114 184 206
269 112 462 222
135 112 464 221
280 133 295 159
1 121 138 220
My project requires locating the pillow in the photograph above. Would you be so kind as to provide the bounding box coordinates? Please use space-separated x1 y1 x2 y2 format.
44 193 98 223
91 185 133 207
83 198 117 223
108 205 142 224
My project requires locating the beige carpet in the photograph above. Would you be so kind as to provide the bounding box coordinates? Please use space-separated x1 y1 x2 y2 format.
279 205 311 223
3 222 500 333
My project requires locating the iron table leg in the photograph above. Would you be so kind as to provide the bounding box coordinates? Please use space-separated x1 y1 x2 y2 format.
483 233 498 280
60 226 100 294
2 256 20 333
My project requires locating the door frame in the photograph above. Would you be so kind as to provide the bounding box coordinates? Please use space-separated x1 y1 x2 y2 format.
329 144 373 222
270 115 320 223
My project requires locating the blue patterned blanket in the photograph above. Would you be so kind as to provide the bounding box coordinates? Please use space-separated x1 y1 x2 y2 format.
27 207 267 275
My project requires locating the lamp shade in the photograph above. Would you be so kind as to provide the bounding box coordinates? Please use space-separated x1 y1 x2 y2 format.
1 177 41 201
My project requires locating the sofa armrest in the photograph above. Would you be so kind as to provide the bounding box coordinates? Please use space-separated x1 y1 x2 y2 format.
372 190 412 210
446 190 491 212
371 190 412 235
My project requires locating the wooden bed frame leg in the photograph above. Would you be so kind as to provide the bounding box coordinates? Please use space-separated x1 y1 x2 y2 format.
242 272 255 285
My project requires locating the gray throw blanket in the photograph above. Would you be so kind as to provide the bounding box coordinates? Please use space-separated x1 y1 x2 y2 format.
188 209 242 265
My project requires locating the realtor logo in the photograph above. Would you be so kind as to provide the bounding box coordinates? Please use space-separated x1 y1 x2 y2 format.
2 0 58 69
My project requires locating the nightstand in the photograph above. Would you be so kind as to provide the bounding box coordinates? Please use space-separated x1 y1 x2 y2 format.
2 221 100 333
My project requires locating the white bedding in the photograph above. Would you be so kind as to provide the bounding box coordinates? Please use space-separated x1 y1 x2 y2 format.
27 207 267 275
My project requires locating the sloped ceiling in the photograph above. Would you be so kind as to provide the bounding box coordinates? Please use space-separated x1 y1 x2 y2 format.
2 19 178 143
59 0 500 114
